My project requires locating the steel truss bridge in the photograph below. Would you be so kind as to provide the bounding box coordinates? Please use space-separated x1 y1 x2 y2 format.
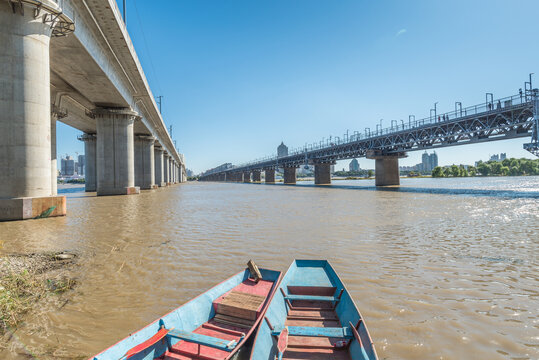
201 90 539 179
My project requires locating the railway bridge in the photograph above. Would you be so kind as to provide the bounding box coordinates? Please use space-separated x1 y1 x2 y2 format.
200 89 539 186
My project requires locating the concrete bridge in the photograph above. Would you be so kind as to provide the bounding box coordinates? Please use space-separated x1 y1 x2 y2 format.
200 90 539 185
1 0 186 221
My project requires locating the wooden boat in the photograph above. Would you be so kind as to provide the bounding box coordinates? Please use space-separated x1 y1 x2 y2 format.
250 260 378 360
90 262 282 360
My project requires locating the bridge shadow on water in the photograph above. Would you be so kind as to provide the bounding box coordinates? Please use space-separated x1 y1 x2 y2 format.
290 183 539 199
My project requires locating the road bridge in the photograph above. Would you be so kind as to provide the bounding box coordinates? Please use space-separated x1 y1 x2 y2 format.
200 90 539 186
1 0 186 221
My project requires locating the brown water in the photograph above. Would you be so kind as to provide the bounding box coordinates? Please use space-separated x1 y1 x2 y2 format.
0 178 538 359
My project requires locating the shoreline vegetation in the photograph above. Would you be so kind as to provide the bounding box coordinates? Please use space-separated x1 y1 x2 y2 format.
0 252 78 350
432 157 539 178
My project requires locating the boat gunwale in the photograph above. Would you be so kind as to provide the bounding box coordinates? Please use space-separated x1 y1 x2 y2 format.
249 259 378 360
90 267 282 360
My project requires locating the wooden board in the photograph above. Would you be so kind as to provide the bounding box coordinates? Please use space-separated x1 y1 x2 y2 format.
247 260 262 282
216 291 265 321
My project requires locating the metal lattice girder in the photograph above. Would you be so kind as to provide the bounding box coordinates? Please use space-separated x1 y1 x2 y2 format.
200 96 536 179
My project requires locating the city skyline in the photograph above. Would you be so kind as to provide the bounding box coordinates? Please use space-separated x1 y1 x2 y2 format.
54 1 539 173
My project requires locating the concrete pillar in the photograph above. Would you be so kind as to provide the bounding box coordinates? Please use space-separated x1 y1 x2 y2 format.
367 151 406 186
252 171 261 182
154 147 165 187
374 157 400 186
243 172 251 183
164 153 170 185
0 2 70 220
95 108 140 196
51 113 58 196
314 163 332 185
134 135 155 189
80 133 97 192
265 169 276 183
283 166 297 184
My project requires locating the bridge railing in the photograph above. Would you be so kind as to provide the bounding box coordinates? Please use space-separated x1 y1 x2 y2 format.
221 93 532 172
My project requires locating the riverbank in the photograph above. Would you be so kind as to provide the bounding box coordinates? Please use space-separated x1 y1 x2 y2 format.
0 252 78 351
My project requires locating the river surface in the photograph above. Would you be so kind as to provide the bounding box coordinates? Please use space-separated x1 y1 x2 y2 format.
0 177 538 359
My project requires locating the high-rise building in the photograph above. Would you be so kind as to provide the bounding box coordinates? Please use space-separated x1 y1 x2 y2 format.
61 156 75 176
349 158 360 172
78 154 85 175
421 151 430 172
277 142 288 157
429 151 438 169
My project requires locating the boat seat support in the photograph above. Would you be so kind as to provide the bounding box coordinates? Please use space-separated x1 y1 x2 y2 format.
168 329 240 351
272 326 353 339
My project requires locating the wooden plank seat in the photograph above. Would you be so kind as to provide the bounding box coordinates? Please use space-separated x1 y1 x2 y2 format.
213 290 265 328
168 329 241 351
272 326 353 339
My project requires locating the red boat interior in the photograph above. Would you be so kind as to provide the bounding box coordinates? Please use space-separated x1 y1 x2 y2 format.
161 278 274 360
279 286 353 360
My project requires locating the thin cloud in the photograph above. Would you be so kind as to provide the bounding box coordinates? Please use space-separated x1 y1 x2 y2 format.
396 28 407 37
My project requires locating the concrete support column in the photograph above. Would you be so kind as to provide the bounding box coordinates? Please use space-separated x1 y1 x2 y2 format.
0 2 69 220
79 134 97 192
154 147 165 187
95 108 140 196
243 172 251 183
163 153 170 185
367 151 407 186
314 162 332 185
374 157 400 186
283 166 298 184
265 169 276 183
50 113 58 195
134 135 155 189
252 171 261 182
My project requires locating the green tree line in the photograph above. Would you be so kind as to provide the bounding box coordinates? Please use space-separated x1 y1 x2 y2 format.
432 158 539 177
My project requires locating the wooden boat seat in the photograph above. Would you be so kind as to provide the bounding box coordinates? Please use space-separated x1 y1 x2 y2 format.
168 329 240 351
272 326 353 339
213 290 265 328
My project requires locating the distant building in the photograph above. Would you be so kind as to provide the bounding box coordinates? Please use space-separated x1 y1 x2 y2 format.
277 142 288 158
78 155 85 175
186 169 194 177
489 153 507 162
419 151 438 172
429 151 438 169
349 159 360 172
61 156 75 176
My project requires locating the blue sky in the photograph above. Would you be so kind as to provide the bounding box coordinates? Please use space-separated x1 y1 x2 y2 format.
57 0 539 173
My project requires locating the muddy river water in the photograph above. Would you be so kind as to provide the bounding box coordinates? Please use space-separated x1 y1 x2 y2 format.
0 177 538 359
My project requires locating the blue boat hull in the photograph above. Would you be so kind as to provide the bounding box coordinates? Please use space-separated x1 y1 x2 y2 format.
91 267 282 360
250 260 378 360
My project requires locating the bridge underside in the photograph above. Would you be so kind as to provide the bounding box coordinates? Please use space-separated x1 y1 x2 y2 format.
0 0 184 221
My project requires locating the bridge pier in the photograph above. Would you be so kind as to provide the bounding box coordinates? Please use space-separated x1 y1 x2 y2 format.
95 108 140 196
367 151 407 186
243 172 252 183
164 153 170 185
135 135 155 189
252 170 261 182
154 148 166 187
0 3 69 220
80 134 97 192
314 162 334 185
264 169 276 183
283 166 298 184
